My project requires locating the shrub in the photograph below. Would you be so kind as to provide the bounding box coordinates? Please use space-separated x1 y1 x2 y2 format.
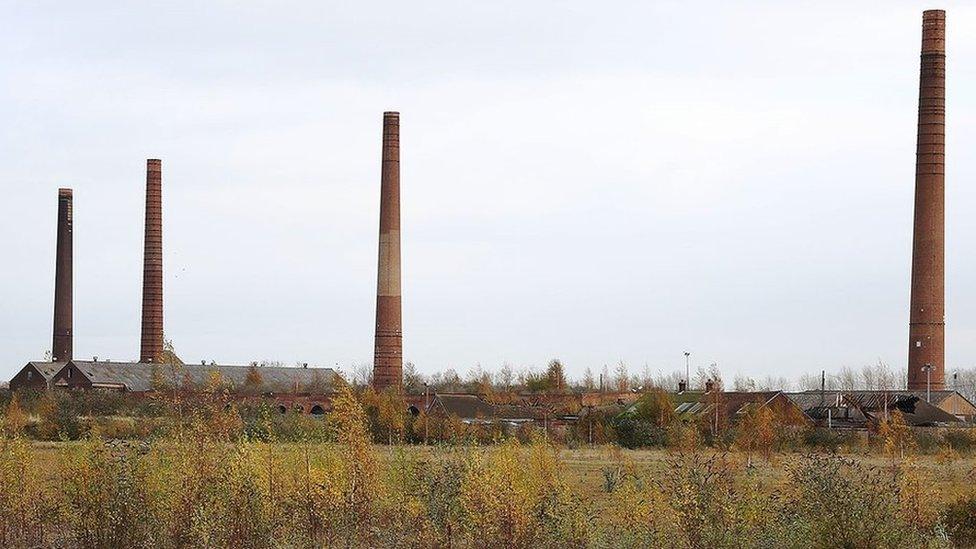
59 438 166 547
913 429 942 454
776 454 943 547
613 418 668 449
945 492 976 547
0 436 56 547
942 428 976 453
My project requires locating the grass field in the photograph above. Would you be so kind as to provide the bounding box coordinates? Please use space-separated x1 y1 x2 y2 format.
26 440 976 504
6 438 976 547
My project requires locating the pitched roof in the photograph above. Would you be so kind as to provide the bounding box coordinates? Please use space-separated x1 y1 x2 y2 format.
901 390 976 411
844 392 960 426
62 361 336 393
785 391 849 412
785 391 963 427
66 361 151 390
26 361 66 380
431 394 495 419
429 394 544 422
669 391 781 420
788 390 975 415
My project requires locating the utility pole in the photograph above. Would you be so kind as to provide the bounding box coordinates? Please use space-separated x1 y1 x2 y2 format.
820 370 825 408
684 351 691 389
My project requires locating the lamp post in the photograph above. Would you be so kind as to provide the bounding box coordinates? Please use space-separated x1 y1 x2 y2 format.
921 363 933 403
684 351 691 389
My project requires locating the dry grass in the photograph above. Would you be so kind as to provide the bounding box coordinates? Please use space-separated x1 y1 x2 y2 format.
26 441 976 506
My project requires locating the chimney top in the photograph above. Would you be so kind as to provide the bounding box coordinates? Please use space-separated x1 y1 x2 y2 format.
58 188 72 197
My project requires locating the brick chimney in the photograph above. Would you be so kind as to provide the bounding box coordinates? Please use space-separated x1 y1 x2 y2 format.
52 188 73 362
140 159 163 363
907 10 946 390
373 112 402 391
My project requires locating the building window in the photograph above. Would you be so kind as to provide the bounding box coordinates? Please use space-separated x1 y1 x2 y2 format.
27 371 33 381
67 368 73 379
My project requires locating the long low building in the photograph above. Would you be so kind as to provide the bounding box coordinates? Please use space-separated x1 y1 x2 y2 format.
50 360 336 394
10 360 337 412
785 390 972 428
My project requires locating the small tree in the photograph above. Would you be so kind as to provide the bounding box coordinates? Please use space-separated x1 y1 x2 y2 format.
402 362 424 394
546 359 567 393
245 365 264 393
376 388 406 445
877 410 914 460
2 394 27 437
736 404 776 466
328 384 377 538
614 362 630 392
582 367 596 391
499 363 515 393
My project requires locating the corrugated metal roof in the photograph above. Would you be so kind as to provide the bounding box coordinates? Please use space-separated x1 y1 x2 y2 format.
844 392 959 426
789 390 968 408
785 392 848 411
66 361 336 393
785 391 963 427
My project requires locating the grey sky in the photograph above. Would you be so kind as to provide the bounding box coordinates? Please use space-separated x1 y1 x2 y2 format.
2 1 975 382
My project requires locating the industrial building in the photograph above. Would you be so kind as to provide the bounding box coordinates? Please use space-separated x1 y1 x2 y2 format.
6 11 972 430
8 361 65 392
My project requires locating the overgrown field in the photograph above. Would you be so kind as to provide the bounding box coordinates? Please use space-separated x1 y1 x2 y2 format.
3 387 976 548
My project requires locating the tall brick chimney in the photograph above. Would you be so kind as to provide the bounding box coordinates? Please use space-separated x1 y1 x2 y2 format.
373 112 402 391
52 188 73 362
140 159 164 363
907 10 946 390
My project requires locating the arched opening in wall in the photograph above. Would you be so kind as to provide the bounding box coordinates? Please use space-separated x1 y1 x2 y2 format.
408 405 420 417
277 405 287 414
310 405 325 416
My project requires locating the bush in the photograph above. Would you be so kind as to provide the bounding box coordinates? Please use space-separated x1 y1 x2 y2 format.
776 455 943 547
613 418 667 449
0 437 56 546
913 430 942 454
945 492 976 547
942 428 976 453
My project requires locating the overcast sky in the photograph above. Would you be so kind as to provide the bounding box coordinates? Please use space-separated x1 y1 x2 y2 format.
2 1 975 383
